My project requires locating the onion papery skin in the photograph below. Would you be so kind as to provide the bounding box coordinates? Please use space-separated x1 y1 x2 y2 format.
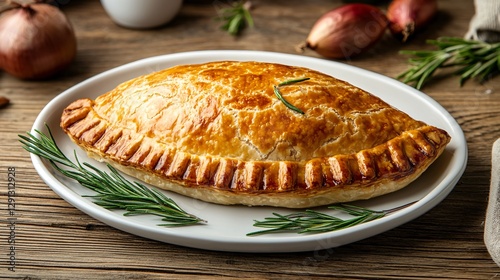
0 3 77 79
387 0 437 42
305 4 388 59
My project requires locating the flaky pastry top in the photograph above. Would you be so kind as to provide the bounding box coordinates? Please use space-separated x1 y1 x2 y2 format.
89 61 425 162
60 61 451 207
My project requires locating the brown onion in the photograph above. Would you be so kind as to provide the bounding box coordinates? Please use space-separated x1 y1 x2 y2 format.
299 4 388 59
387 0 437 42
0 2 77 79
0 96 10 108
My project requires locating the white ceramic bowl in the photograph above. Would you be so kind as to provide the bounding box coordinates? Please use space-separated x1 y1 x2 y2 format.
100 0 183 29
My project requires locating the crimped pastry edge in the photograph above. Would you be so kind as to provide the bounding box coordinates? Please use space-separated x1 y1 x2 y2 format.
84 148 440 208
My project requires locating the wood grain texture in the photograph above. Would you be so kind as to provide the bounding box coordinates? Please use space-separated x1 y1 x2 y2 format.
1 0 500 279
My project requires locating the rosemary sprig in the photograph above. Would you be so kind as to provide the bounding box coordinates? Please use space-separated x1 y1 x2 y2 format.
19 126 205 227
217 0 254 36
247 201 416 236
274 77 310 115
397 37 500 89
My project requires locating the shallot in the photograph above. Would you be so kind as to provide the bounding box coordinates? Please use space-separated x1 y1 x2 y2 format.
0 1 77 79
387 0 437 42
299 4 388 59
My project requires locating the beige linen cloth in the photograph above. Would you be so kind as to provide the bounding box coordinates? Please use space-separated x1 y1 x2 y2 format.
465 0 500 266
465 0 500 43
486 139 500 266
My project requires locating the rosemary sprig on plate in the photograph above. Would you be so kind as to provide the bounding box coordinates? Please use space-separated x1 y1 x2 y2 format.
273 77 310 115
247 201 416 236
217 0 254 36
19 126 205 227
397 37 500 89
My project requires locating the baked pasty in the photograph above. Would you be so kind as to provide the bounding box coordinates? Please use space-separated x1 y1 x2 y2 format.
60 61 450 208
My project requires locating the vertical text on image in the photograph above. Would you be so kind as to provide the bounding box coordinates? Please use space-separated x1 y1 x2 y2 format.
7 166 16 272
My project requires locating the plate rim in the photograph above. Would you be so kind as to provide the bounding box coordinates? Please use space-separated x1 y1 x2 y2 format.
29 50 468 252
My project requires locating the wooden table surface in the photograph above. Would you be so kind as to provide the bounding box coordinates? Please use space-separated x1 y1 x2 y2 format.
1 0 500 279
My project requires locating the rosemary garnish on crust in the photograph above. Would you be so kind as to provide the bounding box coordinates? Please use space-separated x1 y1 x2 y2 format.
19 126 205 227
247 201 416 236
274 77 310 114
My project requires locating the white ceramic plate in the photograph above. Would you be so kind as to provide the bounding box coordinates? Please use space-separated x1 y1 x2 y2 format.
30 50 467 253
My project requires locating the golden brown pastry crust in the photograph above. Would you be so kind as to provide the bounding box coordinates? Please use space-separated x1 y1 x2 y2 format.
60 61 450 208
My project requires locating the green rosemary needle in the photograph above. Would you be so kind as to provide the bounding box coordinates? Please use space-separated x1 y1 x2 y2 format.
247 201 416 236
397 37 500 89
274 77 309 115
217 0 254 36
19 126 205 227
278 77 310 86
